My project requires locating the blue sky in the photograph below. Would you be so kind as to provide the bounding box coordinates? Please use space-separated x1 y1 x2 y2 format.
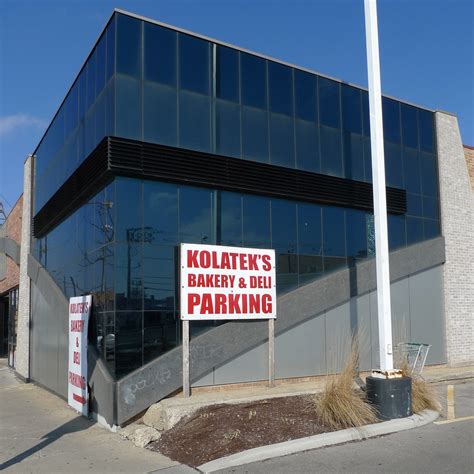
0 0 472 214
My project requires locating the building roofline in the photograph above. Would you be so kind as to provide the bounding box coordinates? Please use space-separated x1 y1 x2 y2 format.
33 8 444 157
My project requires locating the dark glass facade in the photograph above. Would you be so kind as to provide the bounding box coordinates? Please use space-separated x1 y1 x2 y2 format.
33 12 441 379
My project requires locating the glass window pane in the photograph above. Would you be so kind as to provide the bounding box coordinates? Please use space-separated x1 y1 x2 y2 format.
423 196 439 220
179 34 209 94
216 46 239 102
179 91 210 152
115 243 143 311
179 186 213 244
115 311 143 378
423 219 440 240
401 103 418 149
268 62 293 116
78 69 87 122
346 209 368 261
361 90 370 137
241 53 267 109
220 192 242 247
298 203 323 284
96 34 106 95
116 14 142 78
419 109 434 152
322 206 346 272
144 82 177 146
144 311 178 363
241 106 268 162
342 85 362 134
270 113 295 168
318 77 340 128
388 214 406 250
384 142 403 188
115 178 142 242
86 50 97 111
295 119 319 172
116 75 142 140
271 200 298 293
406 216 424 245
294 70 317 122
320 125 343 176
242 194 270 248
406 193 423 217
216 99 241 158
382 97 401 144
421 153 438 197
144 23 177 86
106 15 115 82
403 147 421 194
343 132 364 181
143 180 178 245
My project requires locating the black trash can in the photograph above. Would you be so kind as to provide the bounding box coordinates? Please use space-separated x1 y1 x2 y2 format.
366 376 412 420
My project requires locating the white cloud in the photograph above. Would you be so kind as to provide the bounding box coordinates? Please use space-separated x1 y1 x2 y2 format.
0 113 47 136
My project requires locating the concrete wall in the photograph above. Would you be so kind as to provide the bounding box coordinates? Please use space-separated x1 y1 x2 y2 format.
436 112 474 366
194 265 446 387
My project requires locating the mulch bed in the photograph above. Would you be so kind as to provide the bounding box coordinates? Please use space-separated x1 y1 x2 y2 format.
148 394 335 467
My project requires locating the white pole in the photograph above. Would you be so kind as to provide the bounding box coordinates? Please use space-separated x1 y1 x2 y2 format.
364 0 394 371
182 320 190 397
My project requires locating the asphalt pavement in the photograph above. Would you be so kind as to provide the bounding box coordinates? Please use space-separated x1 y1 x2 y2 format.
215 380 474 474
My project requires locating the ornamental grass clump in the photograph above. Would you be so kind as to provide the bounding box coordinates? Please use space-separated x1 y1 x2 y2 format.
315 336 377 430
399 364 441 413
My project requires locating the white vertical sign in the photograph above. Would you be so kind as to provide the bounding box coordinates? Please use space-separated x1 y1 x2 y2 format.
68 295 92 416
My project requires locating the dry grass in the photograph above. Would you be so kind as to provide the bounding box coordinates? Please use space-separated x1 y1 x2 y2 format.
399 364 441 413
315 336 377 430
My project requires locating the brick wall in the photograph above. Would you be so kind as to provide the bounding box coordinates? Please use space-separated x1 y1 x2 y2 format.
464 145 474 191
436 112 474 366
0 195 23 295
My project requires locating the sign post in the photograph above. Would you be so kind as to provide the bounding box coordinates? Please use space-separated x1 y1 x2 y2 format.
180 243 277 396
68 295 92 416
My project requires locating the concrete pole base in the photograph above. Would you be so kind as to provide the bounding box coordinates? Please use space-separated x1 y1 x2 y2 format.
366 375 412 420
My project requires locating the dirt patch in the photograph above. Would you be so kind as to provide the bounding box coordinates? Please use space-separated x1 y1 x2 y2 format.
148 394 335 467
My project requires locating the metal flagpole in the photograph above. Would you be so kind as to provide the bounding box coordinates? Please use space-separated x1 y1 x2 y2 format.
364 0 394 372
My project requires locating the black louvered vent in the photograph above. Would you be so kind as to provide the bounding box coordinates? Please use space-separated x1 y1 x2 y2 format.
33 136 406 238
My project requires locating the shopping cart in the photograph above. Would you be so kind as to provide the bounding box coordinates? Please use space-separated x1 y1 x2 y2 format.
394 342 431 376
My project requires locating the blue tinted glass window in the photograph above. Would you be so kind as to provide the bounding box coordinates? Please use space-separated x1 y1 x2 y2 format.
343 132 364 181
342 85 362 133
106 16 115 81
179 91 210 152
406 193 423 217
403 147 421 194
115 243 144 312
144 311 178 363
86 51 97 111
116 76 142 140
179 34 209 94
295 119 320 172
268 62 293 116
419 109 434 152
322 206 346 272
382 97 400 143
220 192 243 247
294 70 317 122
241 106 268 162
96 35 106 95
361 90 370 137
318 78 340 128
401 104 418 149
388 214 406 250
95 91 106 147
270 114 295 168
420 152 438 197
115 178 142 242
424 219 440 239
320 125 343 176
241 53 267 109
115 311 143 377
116 14 142 77
423 196 439 220
298 203 323 283
216 100 241 158
242 195 270 248
363 136 372 182
406 217 424 245
144 23 176 86
384 142 403 188
216 46 239 102
346 209 368 260
78 70 87 121
105 78 115 136
144 82 177 146
179 186 213 244
271 200 298 293
65 83 79 137
143 181 178 245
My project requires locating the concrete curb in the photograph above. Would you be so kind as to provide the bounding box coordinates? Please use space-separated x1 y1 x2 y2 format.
198 409 439 473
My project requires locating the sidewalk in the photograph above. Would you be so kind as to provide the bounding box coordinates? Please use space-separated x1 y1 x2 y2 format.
0 359 194 473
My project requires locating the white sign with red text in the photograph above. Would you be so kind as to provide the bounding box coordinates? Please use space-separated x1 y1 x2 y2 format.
68 295 91 416
180 244 276 320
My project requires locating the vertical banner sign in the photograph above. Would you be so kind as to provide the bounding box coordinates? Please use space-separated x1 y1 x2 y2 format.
68 295 92 416
180 244 276 320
